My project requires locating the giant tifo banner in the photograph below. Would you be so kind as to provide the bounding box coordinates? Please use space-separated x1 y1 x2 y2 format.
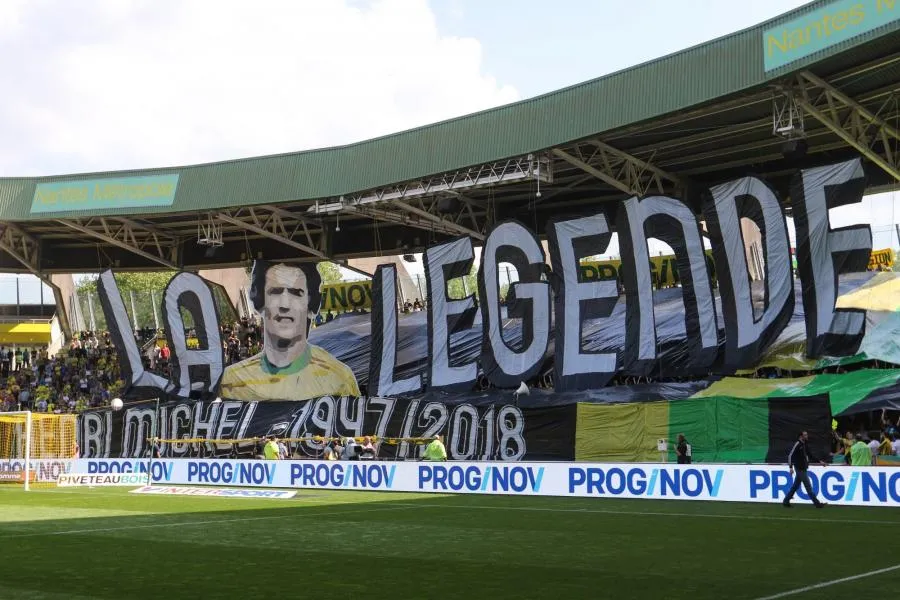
84 158 900 462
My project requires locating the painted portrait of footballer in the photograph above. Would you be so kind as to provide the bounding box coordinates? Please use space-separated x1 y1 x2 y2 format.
220 261 360 401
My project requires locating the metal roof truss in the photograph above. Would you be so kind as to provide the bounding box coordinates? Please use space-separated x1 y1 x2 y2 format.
792 70 900 182
56 217 180 270
551 141 683 198
0 221 43 278
310 153 552 214
216 206 328 260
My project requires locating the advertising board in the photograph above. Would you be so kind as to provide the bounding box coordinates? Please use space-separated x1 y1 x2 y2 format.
70 459 900 508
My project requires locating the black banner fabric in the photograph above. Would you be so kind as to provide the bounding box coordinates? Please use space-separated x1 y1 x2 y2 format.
703 176 795 371
765 395 831 465
791 160 870 358
520 405 577 461
308 272 884 392
79 397 576 462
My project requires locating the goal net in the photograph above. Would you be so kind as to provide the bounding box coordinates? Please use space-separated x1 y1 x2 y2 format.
0 412 77 490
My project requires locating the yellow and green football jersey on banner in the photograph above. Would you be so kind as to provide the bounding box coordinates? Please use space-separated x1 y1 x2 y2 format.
220 345 360 401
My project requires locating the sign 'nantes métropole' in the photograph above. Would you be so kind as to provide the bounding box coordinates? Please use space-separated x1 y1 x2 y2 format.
96 159 872 399
763 0 898 72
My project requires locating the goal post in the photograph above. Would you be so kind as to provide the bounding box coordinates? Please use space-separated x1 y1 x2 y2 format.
0 411 78 490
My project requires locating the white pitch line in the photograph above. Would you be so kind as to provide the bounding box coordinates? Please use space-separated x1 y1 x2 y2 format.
753 563 900 599
384 502 900 526
0 504 414 539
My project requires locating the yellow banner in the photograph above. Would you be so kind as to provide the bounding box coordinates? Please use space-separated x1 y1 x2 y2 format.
869 248 894 270
575 402 669 462
0 323 51 345
579 248 893 288
320 280 373 312
580 251 715 288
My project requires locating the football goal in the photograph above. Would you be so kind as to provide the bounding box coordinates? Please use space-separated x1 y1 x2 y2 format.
0 411 77 490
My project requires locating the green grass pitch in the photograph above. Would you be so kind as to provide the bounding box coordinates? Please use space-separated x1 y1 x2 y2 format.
0 487 897 599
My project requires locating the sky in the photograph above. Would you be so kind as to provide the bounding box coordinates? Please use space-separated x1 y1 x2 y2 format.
1 0 898 292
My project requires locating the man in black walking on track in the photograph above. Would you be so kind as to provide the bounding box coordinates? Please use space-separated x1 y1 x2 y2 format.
783 430 828 508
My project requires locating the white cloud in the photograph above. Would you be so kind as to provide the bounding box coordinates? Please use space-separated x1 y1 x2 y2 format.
0 0 518 176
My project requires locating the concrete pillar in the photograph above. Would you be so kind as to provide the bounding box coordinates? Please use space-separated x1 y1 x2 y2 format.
197 267 250 316
740 218 765 281
48 273 75 339
347 256 419 303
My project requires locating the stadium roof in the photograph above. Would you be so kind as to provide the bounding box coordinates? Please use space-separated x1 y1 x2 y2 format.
1 0 899 272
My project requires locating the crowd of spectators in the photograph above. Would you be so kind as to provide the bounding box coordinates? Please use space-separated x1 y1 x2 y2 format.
401 298 424 313
832 410 900 465
0 320 269 414
221 318 262 366
0 331 123 414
